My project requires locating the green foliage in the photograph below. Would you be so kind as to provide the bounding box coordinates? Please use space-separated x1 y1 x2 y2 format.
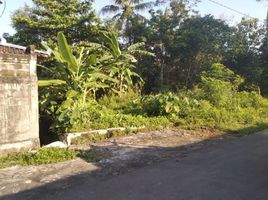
182 100 268 131
8 0 266 138
100 31 153 93
11 0 102 46
100 0 155 44
98 91 143 114
138 64 268 132
141 92 200 117
201 63 243 85
40 32 153 134
42 31 151 97
138 11 233 91
199 63 244 107
0 148 77 169
43 32 117 100
53 97 170 133
39 58 268 136
142 93 179 116
0 148 101 169
52 98 96 133
39 33 116 135
8 0 268 96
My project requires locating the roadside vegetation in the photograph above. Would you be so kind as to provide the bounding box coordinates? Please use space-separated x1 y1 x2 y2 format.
38 34 268 136
0 148 100 169
2 0 268 154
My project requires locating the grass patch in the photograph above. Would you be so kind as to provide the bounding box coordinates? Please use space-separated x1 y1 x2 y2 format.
228 122 268 137
0 148 100 169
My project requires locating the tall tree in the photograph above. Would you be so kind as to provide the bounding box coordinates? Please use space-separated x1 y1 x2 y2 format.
101 0 155 28
11 0 102 46
223 18 266 87
100 0 155 44
176 15 232 88
137 0 194 91
136 3 230 92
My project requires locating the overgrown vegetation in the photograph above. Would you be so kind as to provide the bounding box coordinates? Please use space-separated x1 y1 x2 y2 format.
3 0 268 144
39 58 268 135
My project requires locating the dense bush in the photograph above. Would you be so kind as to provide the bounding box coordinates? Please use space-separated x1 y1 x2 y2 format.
136 64 268 131
51 93 171 133
53 85 268 134
198 63 244 107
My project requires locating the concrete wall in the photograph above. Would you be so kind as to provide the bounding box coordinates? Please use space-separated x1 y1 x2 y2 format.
0 53 39 154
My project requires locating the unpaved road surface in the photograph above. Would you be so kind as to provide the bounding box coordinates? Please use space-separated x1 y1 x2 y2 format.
1 129 268 200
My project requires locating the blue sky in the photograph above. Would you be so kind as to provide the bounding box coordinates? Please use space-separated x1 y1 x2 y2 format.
0 0 267 36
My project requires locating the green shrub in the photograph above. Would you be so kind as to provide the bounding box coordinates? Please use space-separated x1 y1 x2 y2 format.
232 91 268 110
198 63 244 107
141 92 180 116
51 93 171 133
141 92 200 118
98 91 144 115
52 97 99 133
199 78 233 107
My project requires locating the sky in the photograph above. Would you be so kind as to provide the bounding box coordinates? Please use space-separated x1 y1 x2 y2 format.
0 0 267 36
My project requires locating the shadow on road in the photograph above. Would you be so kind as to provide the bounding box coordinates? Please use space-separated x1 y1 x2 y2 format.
2 127 268 200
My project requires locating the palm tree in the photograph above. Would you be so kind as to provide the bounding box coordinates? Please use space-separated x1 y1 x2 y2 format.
101 0 155 43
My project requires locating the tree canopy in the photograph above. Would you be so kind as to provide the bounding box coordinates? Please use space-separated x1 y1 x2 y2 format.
10 0 102 46
4 0 268 95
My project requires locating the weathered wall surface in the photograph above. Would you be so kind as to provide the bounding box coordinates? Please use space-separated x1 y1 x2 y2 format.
0 53 39 154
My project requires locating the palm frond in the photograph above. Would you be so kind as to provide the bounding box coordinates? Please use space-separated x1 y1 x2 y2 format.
100 5 120 15
134 1 155 11
77 47 85 65
111 13 122 21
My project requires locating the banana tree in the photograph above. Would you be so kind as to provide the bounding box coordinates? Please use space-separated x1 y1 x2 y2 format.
42 31 153 96
42 32 118 101
100 31 154 93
